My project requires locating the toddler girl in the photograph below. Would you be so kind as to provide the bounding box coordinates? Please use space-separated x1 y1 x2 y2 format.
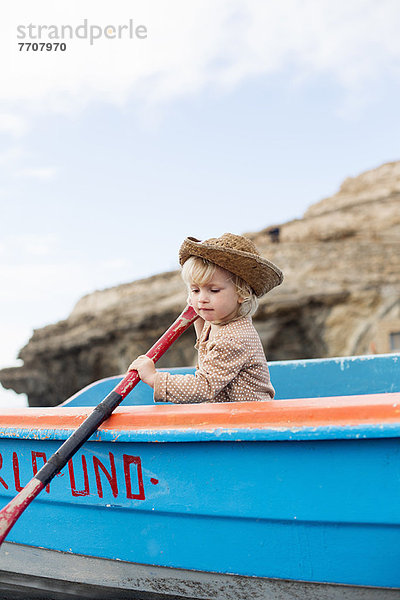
129 233 283 403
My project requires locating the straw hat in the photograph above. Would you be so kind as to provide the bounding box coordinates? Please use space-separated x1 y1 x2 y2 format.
179 233 283 297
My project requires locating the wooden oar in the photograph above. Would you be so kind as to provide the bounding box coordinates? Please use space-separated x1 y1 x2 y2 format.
0 304 197 545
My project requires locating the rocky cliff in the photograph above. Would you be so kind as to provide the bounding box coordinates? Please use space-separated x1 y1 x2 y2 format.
1 161 400 406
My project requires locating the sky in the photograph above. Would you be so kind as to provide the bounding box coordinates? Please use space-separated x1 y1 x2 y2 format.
1 0 400 408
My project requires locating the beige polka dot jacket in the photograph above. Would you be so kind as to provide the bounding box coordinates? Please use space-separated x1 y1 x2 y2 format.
153 317 275 403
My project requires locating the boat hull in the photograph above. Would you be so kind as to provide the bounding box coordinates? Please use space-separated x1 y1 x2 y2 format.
1 352 400 595
0 411 400 590
1 542 399 600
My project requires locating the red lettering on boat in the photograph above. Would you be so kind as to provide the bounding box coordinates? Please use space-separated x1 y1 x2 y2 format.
31 451 50 493
93 452 118 498
3 449 150 502
12 452 23 492
68 455 90 497
0 453 8 490
123 455 145 500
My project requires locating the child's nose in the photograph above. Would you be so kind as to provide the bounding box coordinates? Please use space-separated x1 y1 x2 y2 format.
199 289 209 302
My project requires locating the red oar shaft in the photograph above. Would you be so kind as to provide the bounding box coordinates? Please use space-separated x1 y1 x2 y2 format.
0 305 197 545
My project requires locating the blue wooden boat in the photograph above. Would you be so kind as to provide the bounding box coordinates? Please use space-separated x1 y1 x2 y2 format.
0 352 399 599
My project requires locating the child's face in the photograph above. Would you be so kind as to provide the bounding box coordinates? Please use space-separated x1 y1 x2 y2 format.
189 266 243 324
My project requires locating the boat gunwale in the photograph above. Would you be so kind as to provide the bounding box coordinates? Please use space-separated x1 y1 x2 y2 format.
0 393 400 442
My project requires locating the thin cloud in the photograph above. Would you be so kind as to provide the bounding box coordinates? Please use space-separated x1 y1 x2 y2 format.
16 166 58 181
2 0 400 119
0 234 58 261
0 113 28 137
0 145 24 166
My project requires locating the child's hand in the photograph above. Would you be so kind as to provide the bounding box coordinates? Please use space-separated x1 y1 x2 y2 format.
128 355 156 388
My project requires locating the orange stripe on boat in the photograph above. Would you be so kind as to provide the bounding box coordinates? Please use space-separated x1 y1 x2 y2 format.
0 393 399 432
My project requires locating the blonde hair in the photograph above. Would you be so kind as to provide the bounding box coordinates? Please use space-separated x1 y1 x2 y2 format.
181 256 259 318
